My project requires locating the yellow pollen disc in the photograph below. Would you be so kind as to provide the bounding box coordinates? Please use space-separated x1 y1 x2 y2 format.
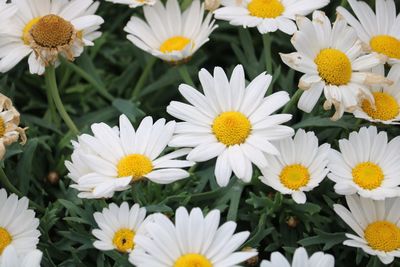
212 111 251 146
247 0 285 18
112 228 135 253
0 117 6 137
361 92 399 121
174 254 213 267
370 35 400 60
314 48 352 86
117 154 153 180
22 17 41 45
0 227 12 255
364 221 400 252
159 36 191 53
30 14 74 48
352 162 384 190
279 164 310 190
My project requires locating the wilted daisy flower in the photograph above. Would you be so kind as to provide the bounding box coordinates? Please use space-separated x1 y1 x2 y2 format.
334 195 400 264
214 0 329 35
260 129 330 204
0 94 27 160
0 246 42 267
328 126 400 200
260 247 334 267
129 207 257 267
167 65 294 186
65 114 194 199
124 0 217 63
92 202 146 253
337 0 400 65
105 0 156 8
354 65 400 124
0 189 41 261
280 11 389 120
0 0 104 75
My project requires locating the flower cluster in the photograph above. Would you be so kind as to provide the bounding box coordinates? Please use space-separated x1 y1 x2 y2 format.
1 0 400 266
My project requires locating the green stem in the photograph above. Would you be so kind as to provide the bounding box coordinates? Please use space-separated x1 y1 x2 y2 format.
0 168 44 212
131 57 157 100
45 66 79 135
282 89 303 114
178 65 194 87
262 33 273 74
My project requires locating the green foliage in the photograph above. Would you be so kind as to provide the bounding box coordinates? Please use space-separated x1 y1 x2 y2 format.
0 0 399 266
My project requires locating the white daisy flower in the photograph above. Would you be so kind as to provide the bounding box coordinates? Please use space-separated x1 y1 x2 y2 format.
259 129 330 204
328 126 400 200
92 202 146 253
0 189 40 261
0 0 104 75
260 247 334 267
214 0 330 35
105 0 156 8
280 11 390 120
353 64 400 124
337 0 400 65
129 207 257 267
124 0 217 63
167 64 294 187
65 114 194 199
0 246 42 267
334 195 400 264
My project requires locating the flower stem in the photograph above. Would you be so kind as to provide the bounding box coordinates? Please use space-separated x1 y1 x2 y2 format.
0 168 44 212
178 65 195 87
45 66 79 135
282 89 303 114
262 33 273 74
131 57 157 100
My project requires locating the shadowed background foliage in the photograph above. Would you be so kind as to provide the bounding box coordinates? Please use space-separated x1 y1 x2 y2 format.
1 0 398 266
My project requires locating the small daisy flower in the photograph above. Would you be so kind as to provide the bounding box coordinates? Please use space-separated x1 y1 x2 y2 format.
124 0 217 63
328 126 400 200
0 246 42 267
0 94 27 160
65 114 194 199
354 65 400 124
0 0 104 75
105 0 156 8
260 247 334 267
214 0 330 35
337 0 400 65
280 11 390 120
167 65 294 187
334 195 400 264
129 207 257 267
92 202 146 253
259 129 330 204
0 189 41 261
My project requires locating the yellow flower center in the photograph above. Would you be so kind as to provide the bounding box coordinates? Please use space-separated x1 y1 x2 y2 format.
117 154 153 180
361 92 399 121
314 48 352 86
159 36 191 53
174 254 213 267
370 35 400 60
364 221 400 252
24 14 74 48
112 228 135 253
352 162 384 190
212 111 251 146
0 227 12 255
247 0 285 18
279 164 310 190
0 117 5 137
